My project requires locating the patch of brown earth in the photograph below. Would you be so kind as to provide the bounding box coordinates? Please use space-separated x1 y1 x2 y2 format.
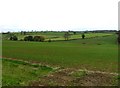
72 73 117 86
29 68 117 86
29 68 76 86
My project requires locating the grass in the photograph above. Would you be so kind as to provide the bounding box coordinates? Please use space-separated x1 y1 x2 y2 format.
2 34 118 72
71 70 87 78
2 32 118 86
2 32 113 41
2 59 53 86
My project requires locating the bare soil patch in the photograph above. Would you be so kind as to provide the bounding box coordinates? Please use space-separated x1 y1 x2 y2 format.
72 73 117 86
29 68 118 86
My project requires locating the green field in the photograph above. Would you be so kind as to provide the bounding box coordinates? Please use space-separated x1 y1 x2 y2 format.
2 32 113 41
2 59 54 86
2 32 119 86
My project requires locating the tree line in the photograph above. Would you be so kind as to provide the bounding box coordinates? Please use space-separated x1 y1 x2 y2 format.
9 32 86 42
10 35 45 42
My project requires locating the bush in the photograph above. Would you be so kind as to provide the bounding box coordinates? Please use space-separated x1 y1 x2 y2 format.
23 35 45 42
24 36 28 41
13 36 18 40
9 36 18 41
10 36 13 40
82 34 85 39
48 39 51 42
64 32 70 40
19 39 24 41
33 36 45 42
39 36 45 42
24 36 33 41
33 36 40 41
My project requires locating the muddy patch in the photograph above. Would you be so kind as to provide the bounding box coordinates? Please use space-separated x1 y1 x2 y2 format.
72 73 117 86
29 68 118 86
29 68 76 86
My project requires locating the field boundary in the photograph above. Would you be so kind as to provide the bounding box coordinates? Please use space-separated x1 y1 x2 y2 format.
2 57 118 76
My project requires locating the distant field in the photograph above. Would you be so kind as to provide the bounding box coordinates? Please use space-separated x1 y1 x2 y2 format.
2 32 114 41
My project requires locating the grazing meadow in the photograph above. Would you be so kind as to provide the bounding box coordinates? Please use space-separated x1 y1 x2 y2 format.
2 32 119 86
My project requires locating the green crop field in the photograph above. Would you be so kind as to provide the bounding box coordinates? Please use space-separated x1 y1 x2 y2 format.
2 32 119 86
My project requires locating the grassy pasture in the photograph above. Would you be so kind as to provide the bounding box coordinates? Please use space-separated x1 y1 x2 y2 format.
2 32 118 86
2 59 53 86
2 32 113 41
2 33 118 72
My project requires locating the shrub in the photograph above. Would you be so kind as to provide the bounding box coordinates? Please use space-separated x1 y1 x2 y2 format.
39 36 45 42
10 36 13 40
13 36 18 40
19 39 24 41
33 36 45 42
9 36 18 41
64 32 70 40
82 34 85 39
24 36 33 41
48 39 51 42
33 36 40 41
24 36 28 41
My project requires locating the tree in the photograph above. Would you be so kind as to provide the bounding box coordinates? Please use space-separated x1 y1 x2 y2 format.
82 34 85 39
39 36 45 42
9 35 18 41
24 36 33 41
34 36 40 41
24 36 28 41
33 36 45 42
10 36 13 40
21 31 23 35
12 36 18 40
23 31 26 35
48 39 51 42
73 32 76 35
64 32 70 40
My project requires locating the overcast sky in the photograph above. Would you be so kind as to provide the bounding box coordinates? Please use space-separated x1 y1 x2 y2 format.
0 0 119 32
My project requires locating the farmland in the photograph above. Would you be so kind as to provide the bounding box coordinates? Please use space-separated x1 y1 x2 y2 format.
2 32 119 86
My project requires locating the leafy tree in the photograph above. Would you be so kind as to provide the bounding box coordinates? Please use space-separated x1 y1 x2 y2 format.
10 36 13 40
12 36 18 40
48 39 51 42
24 35 45 42
33 36 41 41
73 32 76 35
9 35 18 41
24 36 33 41
64 32 70 40
23 31 26 35
39 36 45 42
33 36 45 42
82 34 85 39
